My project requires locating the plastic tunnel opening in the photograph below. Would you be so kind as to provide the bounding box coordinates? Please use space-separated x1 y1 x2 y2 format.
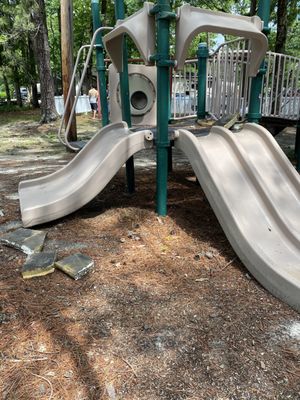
131 91 148 111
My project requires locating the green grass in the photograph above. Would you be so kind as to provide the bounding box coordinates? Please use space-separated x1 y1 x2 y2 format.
0 111 99 154
0 106 40 125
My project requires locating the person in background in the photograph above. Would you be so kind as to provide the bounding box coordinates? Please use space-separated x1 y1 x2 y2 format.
88 85 99 119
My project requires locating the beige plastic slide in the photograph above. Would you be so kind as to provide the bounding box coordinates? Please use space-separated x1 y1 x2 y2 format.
19 122 153 227
174 123 300 311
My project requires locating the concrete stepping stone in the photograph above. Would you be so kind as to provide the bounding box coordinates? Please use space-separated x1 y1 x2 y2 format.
0 228 47 255
22 251 56 279
55 253 94 280
0 220 23 234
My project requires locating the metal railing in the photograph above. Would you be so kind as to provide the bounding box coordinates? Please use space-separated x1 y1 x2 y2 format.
170 39 300 121
57 26 113 150
261 52 300 120
207 38 252 119
171 61 198 119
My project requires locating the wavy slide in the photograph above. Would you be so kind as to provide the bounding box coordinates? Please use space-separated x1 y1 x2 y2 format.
174 123 300 311
19 122 153 227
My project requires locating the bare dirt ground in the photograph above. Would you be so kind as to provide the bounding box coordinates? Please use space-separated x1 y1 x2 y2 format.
0 110 299 400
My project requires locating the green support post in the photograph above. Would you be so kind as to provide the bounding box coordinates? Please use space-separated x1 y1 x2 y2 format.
296 118 300 172
197 43 208 120
91 0 109 126
247 0 271 123
150 0 176 216
114 0 135 193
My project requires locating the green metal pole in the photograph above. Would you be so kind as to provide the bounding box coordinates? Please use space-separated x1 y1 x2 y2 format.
91 0 109 126
247 0 271 123
114 0 135 193
197 42 208 120
150 0 176 216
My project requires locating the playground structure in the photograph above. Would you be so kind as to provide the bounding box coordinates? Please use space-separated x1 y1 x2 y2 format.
18 1 300 311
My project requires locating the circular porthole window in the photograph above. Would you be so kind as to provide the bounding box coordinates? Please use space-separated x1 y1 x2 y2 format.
117 72 156 116
131 91 148 111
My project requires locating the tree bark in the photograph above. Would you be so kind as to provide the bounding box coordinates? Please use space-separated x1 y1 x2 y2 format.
28 37 40 108
249 0 257 16
31 84 40 108
13 67 23 107
61 0 77 141
101 0 107 15
3 74 11 106
31 0 58 123
275 0 288 54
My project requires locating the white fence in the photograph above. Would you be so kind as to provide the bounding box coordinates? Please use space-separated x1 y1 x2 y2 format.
170 39 300 121
54 95 91 115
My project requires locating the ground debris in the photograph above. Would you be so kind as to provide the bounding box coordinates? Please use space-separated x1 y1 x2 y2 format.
64 370 74 379
105 382 117 400
205 251 214 259
127 231 141 241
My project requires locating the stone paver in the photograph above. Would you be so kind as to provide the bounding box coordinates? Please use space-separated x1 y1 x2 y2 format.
0 220 23 234
22 251 56 279
55 253 94 280
0 228 47 255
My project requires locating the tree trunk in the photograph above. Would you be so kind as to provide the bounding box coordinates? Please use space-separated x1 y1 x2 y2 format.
28 37 40 108
101 0 107 15
3 74 11 105
31 0 58 123
275 0 288 54
31 84 40 108
13 67 23 107
271 0 289 115
249 0 257 16
61 0 77 141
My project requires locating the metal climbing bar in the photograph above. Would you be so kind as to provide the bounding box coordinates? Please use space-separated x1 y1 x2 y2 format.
57 26 113 151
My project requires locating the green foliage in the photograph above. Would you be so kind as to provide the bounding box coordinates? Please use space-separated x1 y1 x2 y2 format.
0 0 299 106
286 21 300 57
0 0 38 92
46 0 61 77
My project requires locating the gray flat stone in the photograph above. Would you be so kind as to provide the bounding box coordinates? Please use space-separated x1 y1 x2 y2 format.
22 251 56 279
55 253 94 280
0 220 23 234
0 228 47 255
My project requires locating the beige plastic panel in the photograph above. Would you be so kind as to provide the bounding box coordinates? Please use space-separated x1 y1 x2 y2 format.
174 123 300 311
109 64 157 126
103 2 155 72
19 122 153 227
176 4 268 76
